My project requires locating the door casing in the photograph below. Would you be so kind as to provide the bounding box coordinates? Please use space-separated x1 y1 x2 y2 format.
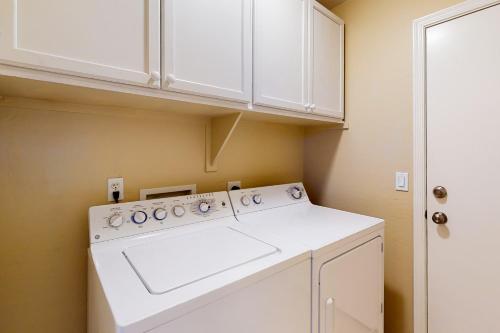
412 1 500 332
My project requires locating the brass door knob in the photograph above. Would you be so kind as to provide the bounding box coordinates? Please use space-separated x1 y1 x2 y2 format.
432 212 448 224
433 186 447 199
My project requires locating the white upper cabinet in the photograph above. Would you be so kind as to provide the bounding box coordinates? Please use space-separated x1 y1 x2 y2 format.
0 0 344 122
253 0 309 112
0 0 161 88
163 0 252 103
309 1 344 118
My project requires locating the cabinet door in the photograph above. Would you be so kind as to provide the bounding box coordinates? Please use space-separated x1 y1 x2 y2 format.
163 0 252 102
310 2 344 118
0 0 160 88
254 0 309 112
319 237 383 333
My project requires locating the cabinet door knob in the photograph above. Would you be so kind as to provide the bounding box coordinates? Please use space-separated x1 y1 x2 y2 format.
304 103 310 111
310 104 316 110
166 74 176 84
150 71 160 81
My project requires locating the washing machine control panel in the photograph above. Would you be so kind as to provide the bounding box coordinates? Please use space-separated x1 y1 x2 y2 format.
228 183 309 215
89 191 233 243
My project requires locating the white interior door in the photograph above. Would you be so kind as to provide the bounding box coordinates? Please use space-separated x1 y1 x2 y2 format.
0 0 160 88
319 237 383 333
310 1 344 119
253 0 309 112
426 4 500 332
163 0 252 102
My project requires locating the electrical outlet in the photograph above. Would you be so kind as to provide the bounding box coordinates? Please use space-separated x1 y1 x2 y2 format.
227 181 241 191
108 177 124 202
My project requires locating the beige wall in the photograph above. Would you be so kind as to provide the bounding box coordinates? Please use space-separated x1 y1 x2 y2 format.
1 1 472 331
0 98 303 332
304 0 462 332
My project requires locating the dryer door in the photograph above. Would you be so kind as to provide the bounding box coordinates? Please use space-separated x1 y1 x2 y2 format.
319 237 383 333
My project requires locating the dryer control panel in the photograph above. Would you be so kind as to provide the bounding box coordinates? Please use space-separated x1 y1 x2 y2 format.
229 183 309 215
89 191 233 243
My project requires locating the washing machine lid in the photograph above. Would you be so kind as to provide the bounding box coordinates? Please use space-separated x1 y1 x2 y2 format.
123 227 279 295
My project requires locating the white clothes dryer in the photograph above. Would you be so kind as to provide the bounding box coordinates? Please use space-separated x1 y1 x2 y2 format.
88 191 310 333
229 183 385 333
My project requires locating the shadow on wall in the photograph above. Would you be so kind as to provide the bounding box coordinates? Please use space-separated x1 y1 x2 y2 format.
385 284 406 333
303 127 343 205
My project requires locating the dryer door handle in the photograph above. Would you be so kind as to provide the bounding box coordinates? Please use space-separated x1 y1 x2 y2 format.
325 297 335 333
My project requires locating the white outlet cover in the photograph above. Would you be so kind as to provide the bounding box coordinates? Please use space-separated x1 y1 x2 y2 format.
395 172 409 192
108 177 124 202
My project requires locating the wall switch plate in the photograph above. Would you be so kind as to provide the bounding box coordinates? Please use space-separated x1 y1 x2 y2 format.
227 181 241 191
395 172 409 192
108 177 124 202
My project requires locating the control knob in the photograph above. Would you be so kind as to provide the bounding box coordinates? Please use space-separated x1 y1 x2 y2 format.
132 211 148 224
290 187 303 200
173 205 185 217
241 195 251 206
253 194 262 205
108 214 123 228
153 208 167 221
199 201 210 213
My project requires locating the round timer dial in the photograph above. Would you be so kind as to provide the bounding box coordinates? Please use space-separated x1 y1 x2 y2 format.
240 195 251 206
108 214 123 228
252 194 262 204
153 208 167 221
290 187 303 200
199 202 210 213
173 205 186 217
132 211 148 224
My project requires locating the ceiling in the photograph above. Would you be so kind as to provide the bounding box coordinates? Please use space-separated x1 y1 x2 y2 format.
318 0 346 9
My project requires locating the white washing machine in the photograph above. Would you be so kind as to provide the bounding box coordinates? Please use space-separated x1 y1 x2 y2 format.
87 191 311 333
229 183 385 333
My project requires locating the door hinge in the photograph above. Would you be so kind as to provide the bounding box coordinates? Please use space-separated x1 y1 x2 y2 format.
381 302 384 313
381 243 384 253
425 210 427 219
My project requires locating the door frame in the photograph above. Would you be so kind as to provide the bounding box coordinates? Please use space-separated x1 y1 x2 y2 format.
412 1 500 332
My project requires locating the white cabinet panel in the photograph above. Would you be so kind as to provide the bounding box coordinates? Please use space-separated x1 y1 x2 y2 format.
319 237 383 333
0 0 160 88
163 0 252 102
310 2 344 118
254 0 309 112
